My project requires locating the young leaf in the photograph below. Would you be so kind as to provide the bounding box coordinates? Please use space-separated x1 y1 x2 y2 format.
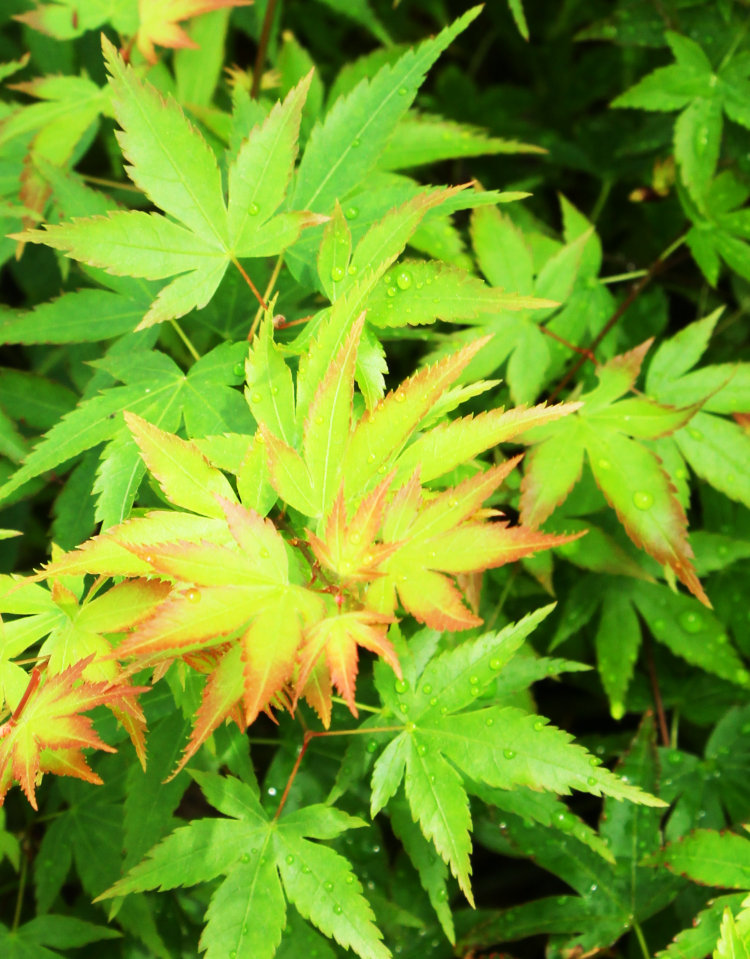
14 41 319 327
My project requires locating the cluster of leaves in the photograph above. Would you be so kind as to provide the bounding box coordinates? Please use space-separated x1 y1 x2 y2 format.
0 0 749 957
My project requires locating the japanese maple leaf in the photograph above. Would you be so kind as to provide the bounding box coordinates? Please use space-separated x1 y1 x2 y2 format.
14 39 323 327
0 660 148 809
364 459 582 630
136 0 252 63
519 340 706 603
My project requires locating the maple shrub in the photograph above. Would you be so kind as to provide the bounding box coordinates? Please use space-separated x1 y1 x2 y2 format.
0 0 750 957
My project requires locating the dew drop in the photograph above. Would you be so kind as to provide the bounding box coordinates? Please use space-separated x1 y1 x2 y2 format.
241 853 250 862
331 265 345 283
485 717 494 727
396 270 413 290
230 951 237 958
589 756 599 766
688 427 703 441
259 547 270 559
611 702 624 721
632 490 654 510
248 202 259 216
233 362 244 377
347 264 358 275
387 286 397 297
678 610 704 633
597 458 611 470
366 739 378 753
503 749 516 760
421 684 433 696
345 206 359 220
324 880 334 892
398 86 408 96
384 274 392 285
469 675 479 685
440 706 448 715
302 865 311 874
490 657 503 670
668 751 683 765
267 786 277 796
395 679 408 693
417 744 427 756
587 776 597 786
251 392 262 404
429 696 438 706
286 854 295 864
186 588 201 603
352 138 361 147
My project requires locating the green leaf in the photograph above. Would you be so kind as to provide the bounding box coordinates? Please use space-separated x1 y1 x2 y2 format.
15 42 316 327
202 849 286 959
379 112 542 170
291 7 481 216
646 830 750 889
125 412 237 517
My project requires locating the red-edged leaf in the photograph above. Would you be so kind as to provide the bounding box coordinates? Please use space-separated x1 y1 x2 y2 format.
0 661 147 808
136 0 252 63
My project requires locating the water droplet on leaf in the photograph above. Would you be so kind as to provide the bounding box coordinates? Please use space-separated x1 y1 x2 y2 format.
632 490 654 510
331 265 345 282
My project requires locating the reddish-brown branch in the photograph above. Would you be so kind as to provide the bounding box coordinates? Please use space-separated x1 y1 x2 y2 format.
644 635 670 747
251 0 279 99
232 257 268 311
547 244 688 402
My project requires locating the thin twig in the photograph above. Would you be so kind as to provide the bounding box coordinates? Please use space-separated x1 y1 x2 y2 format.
250 254 285 340
540 325 596 363
251 0 279 99
547 235 686 402
170 319 201 363
231 256 268 311
644 634 670 748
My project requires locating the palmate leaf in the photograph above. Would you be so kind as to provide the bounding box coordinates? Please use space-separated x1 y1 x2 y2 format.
646 311 750 510
0 341 251 525
613 32 750 205
645 829 750 890
286 6 482 285
367 610 664 906
459 717 678 956
520 340 707 603
14 40 321 327
99 772 390 959
0 660 147 809
135 0 251 63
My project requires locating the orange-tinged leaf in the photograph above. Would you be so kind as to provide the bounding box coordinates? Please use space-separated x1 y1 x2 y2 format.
170 643 245 779
342 336 491 498
300 657 332 728
115 584 284 664
127 541 278 587
394 568 481 631
136 0 252 63
397 523 584 574
260 428 318 516
395 401 581 484
304 314 364 513
308 473 397 581
585 429 709 605
409 458 522 540
0 660 148 808
125 412 237 518
520 427 585 528
297 611 398 714
39 510 231 579
218 498 289 582
240 605 304 725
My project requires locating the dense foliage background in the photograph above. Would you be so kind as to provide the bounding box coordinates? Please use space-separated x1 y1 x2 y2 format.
0 1 749 957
